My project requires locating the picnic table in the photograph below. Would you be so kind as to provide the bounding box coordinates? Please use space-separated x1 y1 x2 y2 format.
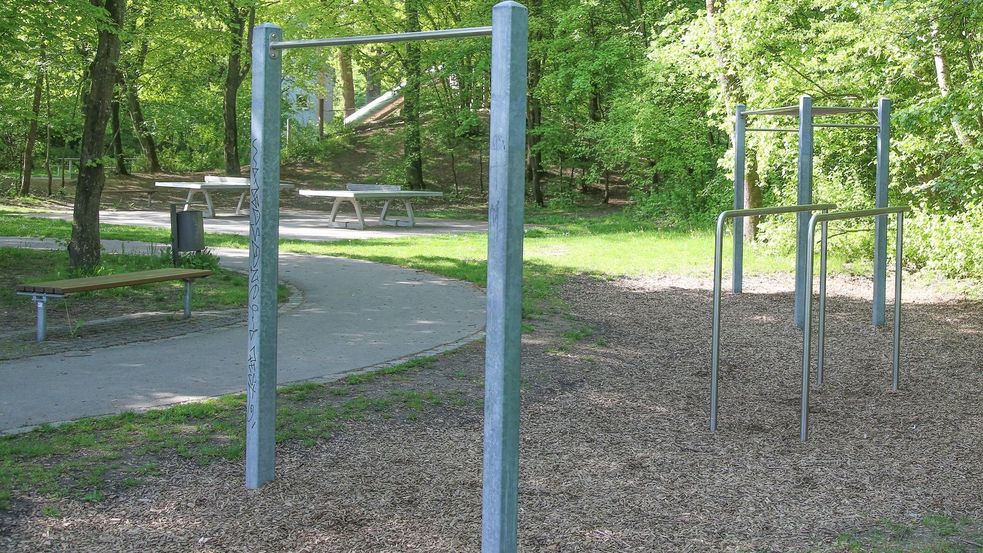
155 176 293 217
298 184 443 230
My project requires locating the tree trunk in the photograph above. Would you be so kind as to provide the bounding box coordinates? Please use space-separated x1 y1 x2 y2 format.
69 0 125 270
526 0 545 206
122 74 162 172
403 0 424 190
364 49 382 102
338 49 356 117
19 69 44 195
706 0 762 239
111 89 129 175
931 20 975 147
45 69 53 195
221 5 254 176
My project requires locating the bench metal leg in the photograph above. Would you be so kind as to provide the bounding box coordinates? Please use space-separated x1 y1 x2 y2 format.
183 280 192 319
35 295 47 342
379 200 392 223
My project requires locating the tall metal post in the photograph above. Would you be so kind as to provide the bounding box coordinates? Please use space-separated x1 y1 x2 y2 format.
732 104 746 294
245 23 282 490
482 3 527 552
873 98 891 326
794 95 814 328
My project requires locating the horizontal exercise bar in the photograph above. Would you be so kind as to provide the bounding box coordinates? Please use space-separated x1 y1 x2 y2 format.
810 206 909 224
719 203 836 220
814 123 879 129
743 106 878 118
742 106 798 116
746 127 798 133
271 26 493 50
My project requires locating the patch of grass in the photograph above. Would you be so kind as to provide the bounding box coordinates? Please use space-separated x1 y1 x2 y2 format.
0 356 447 510
835 515 982 552
561 325 594 344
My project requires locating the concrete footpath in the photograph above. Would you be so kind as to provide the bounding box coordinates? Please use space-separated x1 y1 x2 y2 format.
0 237 485 432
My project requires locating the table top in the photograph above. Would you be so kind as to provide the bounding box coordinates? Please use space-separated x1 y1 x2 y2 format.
155 182 294 190
298 189 443 199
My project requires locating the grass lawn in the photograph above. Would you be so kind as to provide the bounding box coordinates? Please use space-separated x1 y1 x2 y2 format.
0 209 856 318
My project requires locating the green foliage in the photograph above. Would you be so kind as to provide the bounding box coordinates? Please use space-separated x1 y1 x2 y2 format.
282 123 354 164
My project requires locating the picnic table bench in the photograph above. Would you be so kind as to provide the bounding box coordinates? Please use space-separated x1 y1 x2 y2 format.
298 184 443 230
16 268 212 342
155 176 293 218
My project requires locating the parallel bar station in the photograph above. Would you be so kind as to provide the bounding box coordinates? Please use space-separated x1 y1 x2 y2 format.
246 4 528 552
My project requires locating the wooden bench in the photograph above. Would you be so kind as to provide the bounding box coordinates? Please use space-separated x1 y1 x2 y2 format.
154 176 294 218
16 268 213 342
298 184 443 229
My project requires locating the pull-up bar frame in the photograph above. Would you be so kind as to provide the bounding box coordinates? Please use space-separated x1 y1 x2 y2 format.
733 96 891 329
709 203 835 432
247 5 528 552
800 206 908 441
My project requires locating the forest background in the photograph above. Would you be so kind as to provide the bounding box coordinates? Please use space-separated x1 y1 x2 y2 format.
1 0 980 277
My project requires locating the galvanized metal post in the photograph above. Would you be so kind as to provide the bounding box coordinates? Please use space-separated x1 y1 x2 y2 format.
732 104 746 294
794 96 814 329
892 213 903 390
710 212 726 432
873 98 891 326
482 3 527 552
246 23 282 490
183 280 192 319
35 296 46 342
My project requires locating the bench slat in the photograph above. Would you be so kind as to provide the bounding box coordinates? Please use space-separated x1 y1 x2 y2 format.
16 268 213 295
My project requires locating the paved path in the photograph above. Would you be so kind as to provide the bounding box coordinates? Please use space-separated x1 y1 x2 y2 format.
31 208 487 242
0 238 485 432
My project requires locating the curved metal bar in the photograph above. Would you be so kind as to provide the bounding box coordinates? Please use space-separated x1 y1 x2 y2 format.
271 26 493 50
709 203 835 432
802 206 909 441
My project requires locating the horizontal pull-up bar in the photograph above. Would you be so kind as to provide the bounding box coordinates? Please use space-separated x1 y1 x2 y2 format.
718 203 836 220
746 127 798 133
810 206 909 224
742 106 879 118
814 123 879 129
271 26 493 50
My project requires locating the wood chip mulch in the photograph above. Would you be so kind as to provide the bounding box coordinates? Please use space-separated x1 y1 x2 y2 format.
2 273 980 552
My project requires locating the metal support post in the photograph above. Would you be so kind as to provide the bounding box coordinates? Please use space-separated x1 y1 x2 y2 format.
732 104 746 294
794 96 814 328
246 23 282 490
183 280 192 319
873 98 891 326
892 213 903 390
482 3 527 552
817 220 828 385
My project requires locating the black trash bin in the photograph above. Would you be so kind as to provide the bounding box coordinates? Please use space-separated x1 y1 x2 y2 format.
170 204 205 266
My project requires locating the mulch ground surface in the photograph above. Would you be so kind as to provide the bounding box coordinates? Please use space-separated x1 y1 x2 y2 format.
2 273 980 552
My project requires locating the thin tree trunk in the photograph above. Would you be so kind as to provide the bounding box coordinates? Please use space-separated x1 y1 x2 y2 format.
932 20 975 147
111 88 129 175
706 0 762 239
122 73 162 172
403 0 424 190
45 70 53 195
19 69 44 195
338 49 356 117
70 0 125 270
526 0 545 206
221 5 254 176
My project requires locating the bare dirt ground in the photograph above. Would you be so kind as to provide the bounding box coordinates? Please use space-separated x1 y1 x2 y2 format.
1 273 980 552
